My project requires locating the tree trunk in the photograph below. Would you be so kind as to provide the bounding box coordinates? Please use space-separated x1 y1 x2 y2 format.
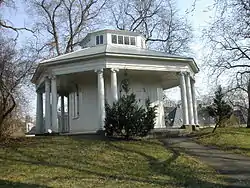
247 79 250 128
212 123 218 133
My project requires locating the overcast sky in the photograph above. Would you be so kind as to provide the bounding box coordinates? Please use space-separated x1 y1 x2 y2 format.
2 0 216 117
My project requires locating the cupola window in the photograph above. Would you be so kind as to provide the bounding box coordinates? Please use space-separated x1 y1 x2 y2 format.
96 35 104 45
96 36 99 45
130 37 136 45
124 36 129 45
118 35 123 44
112 35 117 44
100 35 103 44
111 34 136 46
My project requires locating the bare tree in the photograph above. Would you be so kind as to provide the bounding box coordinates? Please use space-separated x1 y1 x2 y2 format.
109 0 192 54
0 35 35 137
26 0 107 57
203 0 250 127
0 1 34 39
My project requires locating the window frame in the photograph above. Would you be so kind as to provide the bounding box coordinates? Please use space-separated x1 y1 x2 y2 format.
118 35 123 44
124 36 129 45
96 35 100 45
71 85 79 119
130 37 136 45
111 34 137 46
111 35 117 44
100 35 103 44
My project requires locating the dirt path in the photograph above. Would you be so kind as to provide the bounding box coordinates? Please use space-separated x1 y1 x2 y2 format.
163 137 250 188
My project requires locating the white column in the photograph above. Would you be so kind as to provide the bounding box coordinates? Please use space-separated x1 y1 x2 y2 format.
36 91 43 134
185 73 195 125
111 68 118 102
45 77 51 132
66 94 70 133
191 79 199 125
51 75 58 133
180 72 189 125
96 69 105 129
60 94 65 132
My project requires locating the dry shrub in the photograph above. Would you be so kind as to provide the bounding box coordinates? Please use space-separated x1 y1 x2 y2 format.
0 117 25 140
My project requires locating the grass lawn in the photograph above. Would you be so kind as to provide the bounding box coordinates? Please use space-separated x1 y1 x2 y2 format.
195 127 250 157
0 136 225 188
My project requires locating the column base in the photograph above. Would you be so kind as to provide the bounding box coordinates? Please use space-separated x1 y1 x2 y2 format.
181 124 190 129
193 124 200 131
96 129 105 136
181 124 199 132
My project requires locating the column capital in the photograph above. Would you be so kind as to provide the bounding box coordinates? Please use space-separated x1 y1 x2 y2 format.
179 71 189 76
47 74 56 80
95 69 103 74
110 68 119 73
45 75 50 81
36 89 43 94
51 75 56 80
191 77 196 83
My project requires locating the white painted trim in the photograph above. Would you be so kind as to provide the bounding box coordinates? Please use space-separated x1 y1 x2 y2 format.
110 68 118 102
52 61 106 75
185 73 194 125
191 79 199 125
32 49 198 84
51 76 58 132
105 52 194 63
107 63 189 72
180 72 189 125
45 77 51 132
49 57 192 77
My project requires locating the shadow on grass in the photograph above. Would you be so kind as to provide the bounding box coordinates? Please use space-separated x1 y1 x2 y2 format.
105 141 232 188
0 179 49 188
1 136 246 188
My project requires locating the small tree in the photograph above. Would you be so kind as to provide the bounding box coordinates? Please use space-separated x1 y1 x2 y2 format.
104 82 157 139
206 86 233 133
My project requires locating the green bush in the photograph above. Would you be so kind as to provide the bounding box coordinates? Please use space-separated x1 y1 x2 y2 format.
104 92 157 139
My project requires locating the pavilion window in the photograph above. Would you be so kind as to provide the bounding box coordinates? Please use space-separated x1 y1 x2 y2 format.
71 86 79 118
